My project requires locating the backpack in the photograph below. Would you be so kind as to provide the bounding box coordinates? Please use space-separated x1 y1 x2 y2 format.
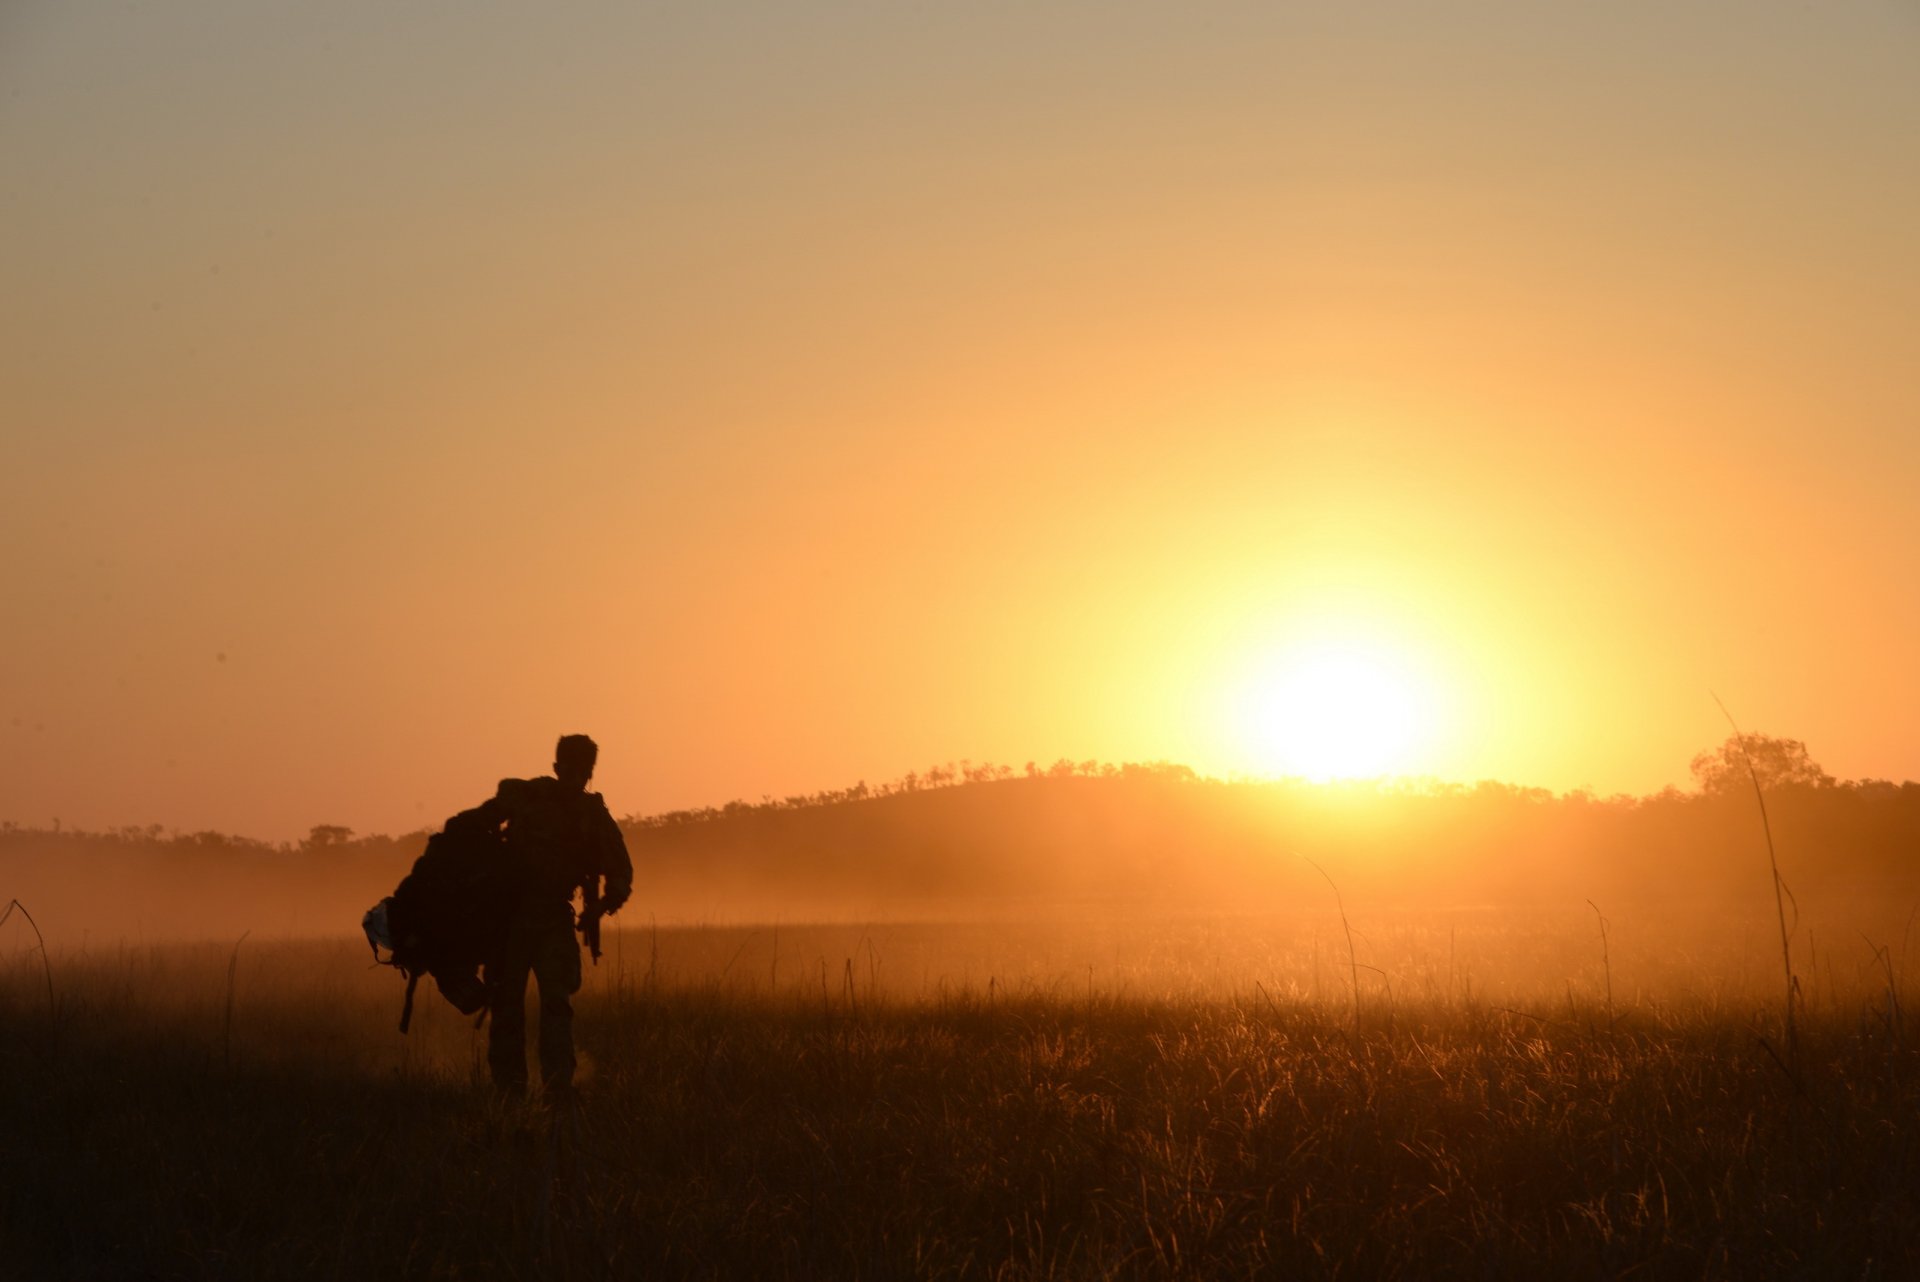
363 815 516 1032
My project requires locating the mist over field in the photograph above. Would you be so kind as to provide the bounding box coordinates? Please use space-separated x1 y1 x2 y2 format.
9 754 1916 995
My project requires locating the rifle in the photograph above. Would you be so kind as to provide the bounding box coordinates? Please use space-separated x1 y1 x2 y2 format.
578 879 604 965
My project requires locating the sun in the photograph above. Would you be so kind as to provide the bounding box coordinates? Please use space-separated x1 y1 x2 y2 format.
1233 641 1437 781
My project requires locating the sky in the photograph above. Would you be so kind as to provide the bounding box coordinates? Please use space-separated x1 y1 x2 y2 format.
4 2 1918 840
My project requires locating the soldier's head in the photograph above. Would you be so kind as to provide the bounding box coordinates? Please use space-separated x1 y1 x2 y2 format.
554 734 598 791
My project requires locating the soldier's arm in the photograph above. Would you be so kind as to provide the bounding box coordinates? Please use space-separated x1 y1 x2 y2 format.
443 781 517 838
592 796 634 914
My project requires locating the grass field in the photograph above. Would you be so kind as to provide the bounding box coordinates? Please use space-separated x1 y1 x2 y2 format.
4 912 1919 1279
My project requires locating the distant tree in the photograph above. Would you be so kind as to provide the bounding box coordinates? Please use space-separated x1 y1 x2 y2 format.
304 824 355 849
1690 733 1834 796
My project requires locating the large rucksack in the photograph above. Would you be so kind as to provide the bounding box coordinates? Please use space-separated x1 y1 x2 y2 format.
363 815 517 1032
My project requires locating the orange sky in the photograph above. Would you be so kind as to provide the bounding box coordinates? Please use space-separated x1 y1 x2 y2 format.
4 3 1918 839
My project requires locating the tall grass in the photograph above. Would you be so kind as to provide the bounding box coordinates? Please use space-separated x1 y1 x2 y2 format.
4 915 1919 1278
0 898 55 1030
1714 695 1800 1068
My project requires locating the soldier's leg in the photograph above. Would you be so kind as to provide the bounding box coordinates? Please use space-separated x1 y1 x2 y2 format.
486 934 535 1096
531 924 584 1093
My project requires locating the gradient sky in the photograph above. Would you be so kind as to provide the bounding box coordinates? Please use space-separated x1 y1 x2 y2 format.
5 2 1918 839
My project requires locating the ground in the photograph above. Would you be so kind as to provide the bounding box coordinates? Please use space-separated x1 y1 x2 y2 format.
3 920 1916 1278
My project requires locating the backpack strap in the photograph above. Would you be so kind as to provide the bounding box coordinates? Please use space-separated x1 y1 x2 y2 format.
398 970 421 1034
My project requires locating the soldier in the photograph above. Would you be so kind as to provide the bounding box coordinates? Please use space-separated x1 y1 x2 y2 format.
454 733 632 1099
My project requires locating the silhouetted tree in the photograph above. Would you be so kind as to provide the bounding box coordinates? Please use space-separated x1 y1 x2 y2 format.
1690 733 1834 796
304 824 355 849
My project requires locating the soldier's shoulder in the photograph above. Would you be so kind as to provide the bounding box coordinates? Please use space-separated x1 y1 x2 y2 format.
583 789 614 816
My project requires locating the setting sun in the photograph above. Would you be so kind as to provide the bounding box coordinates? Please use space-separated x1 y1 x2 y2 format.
1235 642 1438 780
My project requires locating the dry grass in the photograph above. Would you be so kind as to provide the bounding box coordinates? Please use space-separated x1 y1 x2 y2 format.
4 914 1919 1279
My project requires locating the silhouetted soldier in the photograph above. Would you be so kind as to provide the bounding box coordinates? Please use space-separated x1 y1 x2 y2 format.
454 733 632 1099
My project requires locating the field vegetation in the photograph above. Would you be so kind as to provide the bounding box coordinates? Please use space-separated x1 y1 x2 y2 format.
5 909 1920 1279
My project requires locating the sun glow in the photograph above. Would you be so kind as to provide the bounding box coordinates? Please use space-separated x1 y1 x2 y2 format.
1233 641 1438 781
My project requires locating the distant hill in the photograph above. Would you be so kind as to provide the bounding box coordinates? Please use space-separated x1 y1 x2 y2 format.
630 767 1920 917
10 762 1917 942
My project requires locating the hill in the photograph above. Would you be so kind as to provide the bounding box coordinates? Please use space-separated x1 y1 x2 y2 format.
7 757 1919 943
